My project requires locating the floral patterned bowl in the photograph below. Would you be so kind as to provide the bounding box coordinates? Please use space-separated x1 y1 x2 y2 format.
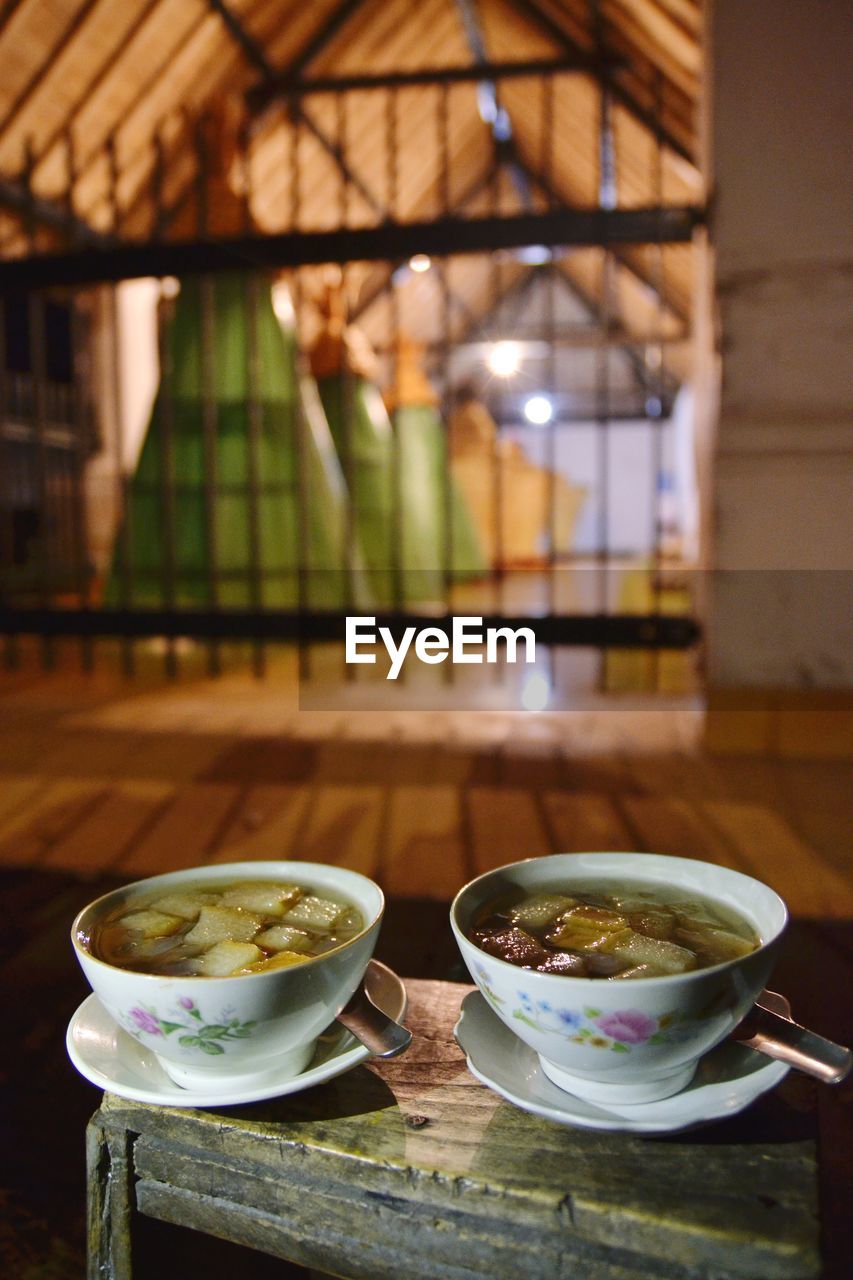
450 853 787 1104
72 861 383 1092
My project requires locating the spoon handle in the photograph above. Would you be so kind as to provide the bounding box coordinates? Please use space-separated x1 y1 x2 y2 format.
732 993 851 1085
337 987 413 1059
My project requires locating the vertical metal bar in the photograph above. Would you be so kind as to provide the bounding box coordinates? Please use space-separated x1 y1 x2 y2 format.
152 122 165 240
241 116 265 678
287 100 300 234
196 116 220 676
153 128 178 678
437 86 453 602
540 73 555 203
649 69 667 693
156 285 178 677
386 87 403 610
106 134 133 676
489 137 504 648
26 318 50 669
541 74 558 696
595 259 613 695
337 88 357 660
595 76 615 693
543 269 558 671
65 128 94 672
70 306 94 675
436 82 455 684
24 137 54 669
336 90 350 232
289 99 310 682
0 293 17 668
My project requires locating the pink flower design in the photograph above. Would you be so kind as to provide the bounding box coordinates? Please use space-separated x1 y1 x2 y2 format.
129 1007 162 1036
178 997 195 1010
595 1009 657 1044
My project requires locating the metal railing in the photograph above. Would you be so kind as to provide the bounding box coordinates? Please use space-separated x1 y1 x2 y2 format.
0 65 702 693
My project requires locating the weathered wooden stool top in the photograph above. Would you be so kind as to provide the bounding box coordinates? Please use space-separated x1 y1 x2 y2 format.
89 980 820 1279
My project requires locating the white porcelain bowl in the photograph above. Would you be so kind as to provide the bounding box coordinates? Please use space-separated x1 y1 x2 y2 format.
451 853 787 1104
72 861 384 1092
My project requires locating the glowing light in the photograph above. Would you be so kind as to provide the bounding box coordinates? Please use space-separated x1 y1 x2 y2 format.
272 282 295 324
523 394 554 425
520 671 551 713
409 253 431 273
516 244 551 265
487 341 522 378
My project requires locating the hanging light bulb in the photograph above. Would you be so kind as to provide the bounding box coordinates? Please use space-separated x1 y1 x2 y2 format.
487 340 522 378
523 393 554 425
409 253 431 273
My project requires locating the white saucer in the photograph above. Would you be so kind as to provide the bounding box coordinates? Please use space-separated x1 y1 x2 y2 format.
67 959 407 1108
454 991 789 1134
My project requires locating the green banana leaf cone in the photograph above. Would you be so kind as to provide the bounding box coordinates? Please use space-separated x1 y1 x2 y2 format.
319 378 487 603
107 274 357 611
395 402 487 597
317 374 396 605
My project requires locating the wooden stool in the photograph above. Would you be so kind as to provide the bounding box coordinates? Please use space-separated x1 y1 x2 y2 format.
87 980 819 1279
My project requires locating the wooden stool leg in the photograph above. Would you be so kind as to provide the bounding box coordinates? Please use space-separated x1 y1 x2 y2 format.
86 1116 134 1280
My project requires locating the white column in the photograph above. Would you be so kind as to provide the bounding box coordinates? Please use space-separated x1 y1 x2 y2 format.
708 0 853 693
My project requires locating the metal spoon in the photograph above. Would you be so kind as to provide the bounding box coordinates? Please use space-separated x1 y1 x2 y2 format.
731 990 851 1085
336 982 413 1058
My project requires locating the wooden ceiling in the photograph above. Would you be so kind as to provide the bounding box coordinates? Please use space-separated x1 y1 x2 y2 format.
0 0 704 383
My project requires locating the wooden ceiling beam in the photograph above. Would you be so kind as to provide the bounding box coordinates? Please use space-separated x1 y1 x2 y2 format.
206 0 270 77
508 127 689 326
0 175 115 251
0 0 101 151
438 177 674 396
601 21 695 134
25 0 163 187
0 205 701 291
79 3 297 239
450 261 539 345
3 6 215 247
247 57 596 109
0 0 26 38
554 259 678 397
348 145 512 324
461 250 671 399
420 259 677 405
208 0 387 220
342 0 686 360
607 0 700 88
281 0 374 82
507 0 697 167
414 325 688 356
453 0 534 211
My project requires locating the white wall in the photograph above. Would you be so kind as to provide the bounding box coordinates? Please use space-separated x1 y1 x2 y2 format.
708 0 853 687
507 389 697 558
116 278 160 469
84 279 160 573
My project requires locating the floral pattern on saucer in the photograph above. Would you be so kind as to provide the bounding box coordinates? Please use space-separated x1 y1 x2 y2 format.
454 990 789 1134
122 997 256 1055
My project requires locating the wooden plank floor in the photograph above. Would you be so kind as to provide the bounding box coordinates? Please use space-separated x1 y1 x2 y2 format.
0 661 849 918
0 659 850 1280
